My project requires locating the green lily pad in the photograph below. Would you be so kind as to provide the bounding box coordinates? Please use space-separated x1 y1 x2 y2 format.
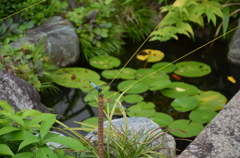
171 96 199 112
118 68 137 79
123 94 144 103
149 79 171 91
48 67 100 89
193 91 227 111
152 62 177 73
160 82 198 98
84 91 121 108
102 68 136 80
168 119 204 138
89 56 121 69
136 49 164 62
174 61 211 77
127 102 156 117
81 117 107 132
189 110 217 124
117 80 149 94
104 103 126 116
150 112 174 127
135 68 169 84
101 69 120 79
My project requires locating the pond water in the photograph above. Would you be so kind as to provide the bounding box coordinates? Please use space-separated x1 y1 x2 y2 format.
41 35 238 154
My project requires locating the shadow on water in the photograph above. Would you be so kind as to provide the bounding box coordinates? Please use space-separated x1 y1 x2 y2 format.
41 35 239 153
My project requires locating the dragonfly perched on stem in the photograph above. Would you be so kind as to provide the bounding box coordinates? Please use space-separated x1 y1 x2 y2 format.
89 81 104 158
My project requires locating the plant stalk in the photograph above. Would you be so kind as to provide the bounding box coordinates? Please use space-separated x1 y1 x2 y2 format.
98 94 104 158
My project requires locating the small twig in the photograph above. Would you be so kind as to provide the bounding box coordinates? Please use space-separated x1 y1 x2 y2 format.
98 94 104 158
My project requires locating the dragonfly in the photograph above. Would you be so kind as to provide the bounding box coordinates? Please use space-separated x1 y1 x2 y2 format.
89 81 102 93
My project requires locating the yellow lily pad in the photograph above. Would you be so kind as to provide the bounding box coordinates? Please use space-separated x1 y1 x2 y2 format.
136 49 164 62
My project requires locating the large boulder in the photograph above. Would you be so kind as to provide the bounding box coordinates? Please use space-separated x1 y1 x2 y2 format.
179 90 240 157
85 117 176 157
10 16 80 67
0 70 49 113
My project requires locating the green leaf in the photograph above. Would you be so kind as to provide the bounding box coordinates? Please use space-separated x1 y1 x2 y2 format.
0 101 15 114
171 96 199 112
40 115 56 138
29 113 56 129
189 110 217 124
12 152 35 158
123 94 144 104
89 56 121 69
151 62 177 73
168 119 204 138
117 80 149 94
150 112 174 127
161 82 198 98
36 147 57 158
18 137 40 151
0 144 14 156
0 126 20 135
127 102 156 118
174 61 211 77
4 130 36 141
44 135 86 151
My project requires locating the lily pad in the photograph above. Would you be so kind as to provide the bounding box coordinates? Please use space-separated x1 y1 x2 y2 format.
174 61 211 77
149 79 171 91
127 102 156 118
161 82 198 98
135 68 169 84
152 62 177 73
104 103 126 116
171 96 199 112
101 69 120 79
193 91 227 111
81 117 107 132
102 68 136 80
189 110 217 124
123 94 144 103
84 91 122 108
168 119 204 138
89 56 121 69
117 80 149 94
150 112 174 127
48 67 100 90
136 49 164 62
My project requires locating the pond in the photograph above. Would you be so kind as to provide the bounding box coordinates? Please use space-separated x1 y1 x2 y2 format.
41 35 237 154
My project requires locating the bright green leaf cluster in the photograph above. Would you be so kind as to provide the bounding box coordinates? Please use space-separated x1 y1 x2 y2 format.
0 101 86 157
0 40 58 92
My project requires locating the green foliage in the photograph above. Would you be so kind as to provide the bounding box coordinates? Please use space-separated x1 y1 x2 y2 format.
0 101 86 158
0 40 58 92
150 0 223 41
0 0 68 44
66 1 124 59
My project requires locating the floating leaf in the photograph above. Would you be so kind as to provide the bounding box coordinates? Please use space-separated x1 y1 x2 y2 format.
168 119 204 138
48 68 100 90
81 117 107 132
89 56 121 69
150 112 174 127
227 76 236 83
117 80 149 94
189 110 217 124
149 79 171 91
193 90 227 111
101 69 120 79
161 82 198 98
123 94 144 103
174 61 211 77
127 102 156 117
171 96 199 112
151 62 177 73
135 68 169 84
101 68 136 80
136 49 164 62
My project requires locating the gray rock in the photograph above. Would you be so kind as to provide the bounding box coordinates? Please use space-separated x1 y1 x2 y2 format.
228 18 240 65
10 16 80 67
0 69 49 113
85 117 176 157
179 90 240 158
